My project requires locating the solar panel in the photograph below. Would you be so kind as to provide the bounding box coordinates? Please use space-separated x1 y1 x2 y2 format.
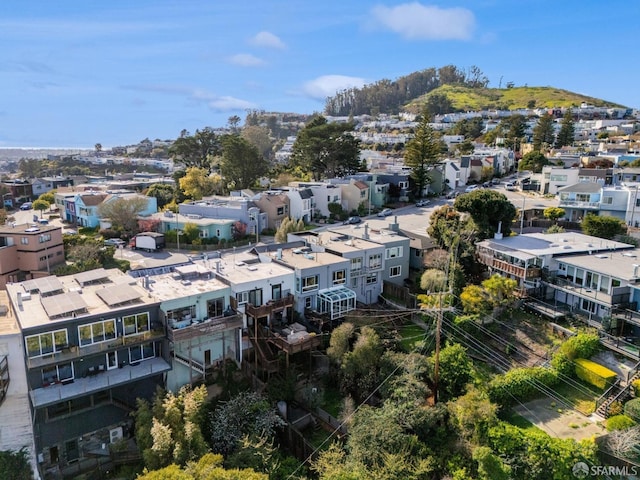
41 291 87 318
96 285 142 307
74 268 110 286
22 277 64 296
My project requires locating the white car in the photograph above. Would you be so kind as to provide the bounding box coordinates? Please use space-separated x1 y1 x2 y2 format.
377 208 393 217
415 199 431 207
464 185 479 193
504 182 516 191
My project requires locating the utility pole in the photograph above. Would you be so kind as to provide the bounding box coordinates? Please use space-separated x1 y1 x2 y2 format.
519 195 526 234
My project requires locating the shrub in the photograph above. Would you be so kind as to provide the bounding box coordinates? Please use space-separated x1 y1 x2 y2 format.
574 358 617 390
550 350 574 376
608 400 624 417
488 367 559 406
633 379 640 398
606 414 636 431
560 333 600 360
624 398 640 421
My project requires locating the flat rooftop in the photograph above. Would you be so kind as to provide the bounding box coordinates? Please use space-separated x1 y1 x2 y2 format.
0 223 60 235
310 231 383 254
6 269 158 330
478 232 633 258
555 249 640 281
198 252 294 287
141 264 230 302
272 247 348 270
329 221 408 245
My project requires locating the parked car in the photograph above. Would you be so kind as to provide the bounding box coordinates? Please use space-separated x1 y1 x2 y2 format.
20 202 33 210
464 185 479 193
446 191 460 199
104 238 126 247
343 216 362 225
504 182 516 191
491 178 501 185
482 181 491 188
377 208 393 217
415 199 431 207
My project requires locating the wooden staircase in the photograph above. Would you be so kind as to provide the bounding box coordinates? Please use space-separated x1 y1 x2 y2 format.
595 370 640 418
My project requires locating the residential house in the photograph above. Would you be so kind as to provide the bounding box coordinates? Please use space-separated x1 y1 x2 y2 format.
284 188 314 223
0 223 65 287
557 183 603 221
290 182 343 218
375 168 411 202
150 211 236 242
539 166 580 195
252 191 290 230
179 196 266 235
2 180 33 207
73 192 157 228
142 264 242 392
541 250 640 326
329 179 369 214
291 230 386 305
443 159 466 190
476 232 633 289
344 174 389 209
5 269 170 477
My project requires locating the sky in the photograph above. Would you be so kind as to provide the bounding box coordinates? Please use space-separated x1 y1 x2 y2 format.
1 1 639 148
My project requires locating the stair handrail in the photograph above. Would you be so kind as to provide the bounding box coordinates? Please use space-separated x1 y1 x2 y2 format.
596 379 621 410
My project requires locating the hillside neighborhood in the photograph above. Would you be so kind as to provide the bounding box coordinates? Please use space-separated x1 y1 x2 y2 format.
3 99 640 479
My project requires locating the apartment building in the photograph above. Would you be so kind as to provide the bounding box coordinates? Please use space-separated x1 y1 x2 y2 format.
5 269 170 477
0 223 64 288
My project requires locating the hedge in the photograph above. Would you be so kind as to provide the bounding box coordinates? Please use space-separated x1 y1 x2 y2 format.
606 414 636 432
488 366 559 406
624 398 640 421
574 358 617 390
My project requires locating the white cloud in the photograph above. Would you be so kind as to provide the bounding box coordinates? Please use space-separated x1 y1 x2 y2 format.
370 2 475 40
249 31 286 49
122 84 256 112
228 53 266 67
206 96 256 111
301 75 367 100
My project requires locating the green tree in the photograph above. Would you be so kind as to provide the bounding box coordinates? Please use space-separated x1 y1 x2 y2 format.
531 113 555 152
219 135 269 190
472 446 511 480
146 183 176 210
448 387 498 443
136 453 269 480
452 117 484 140
32 199 49 218
555 111 575 148
179 167 221 200
169 127 221 171
460 284 488 314
290 116 361 180
425 93 454 117
327 322 356 365
581 213 626 239
404 112 442 197
432 343 473 400
340 327 384 402
0 448 33 480
456 140 475 155
454 189 517 240
37 192 55 205
241 125 274 161
133 385 209 471
208 391 285 457
518 151 550 173
227 115 241 133
482 274 518 308
543 206 565 223
97 196 149 237
420 269 447 293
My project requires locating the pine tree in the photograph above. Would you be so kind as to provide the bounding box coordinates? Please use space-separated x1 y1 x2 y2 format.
532 113 555 152
555 111 576 148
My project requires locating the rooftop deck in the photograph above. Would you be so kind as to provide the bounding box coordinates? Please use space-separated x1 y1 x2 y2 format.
168 313 243 342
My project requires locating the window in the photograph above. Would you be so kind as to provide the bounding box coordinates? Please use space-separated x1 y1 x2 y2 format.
398 181 408 189
21 237 29 245
385 246 403 259
560 193 569 201
390 266 402 277
304 296 313 309
78 319 116 347
368 253 382 269
576 194 590 202
166 305 196 323
277 206 285 216
39 234 51 243
207 298 224 318
129 342 155 363
237 289 263 305
42 362 74 385
351 257 362 271
236 291 249 304
351 277 358 288
199 230 208 238
550 175 568 182
360 189 367 198
302 275 319 292
26 330 68 358
366 274 377 284
216 229 221 237
602 197 613 205
333 270 346 285
122 312 150 336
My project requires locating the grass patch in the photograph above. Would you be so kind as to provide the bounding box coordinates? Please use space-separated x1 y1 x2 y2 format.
554 379 600 415
321 383 343 419
306 426 334 450
501 411 544 433
398 323 428 352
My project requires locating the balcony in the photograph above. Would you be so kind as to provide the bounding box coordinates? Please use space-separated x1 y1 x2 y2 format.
558 200 600 209
543 276 629 306
245 294 294 319
168 313 243 342
478 254 541 279
27 328 166 369
29 356 171 408
264 325 322 356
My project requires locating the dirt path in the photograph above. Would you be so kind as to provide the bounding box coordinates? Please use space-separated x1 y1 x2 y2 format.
514 397 606 440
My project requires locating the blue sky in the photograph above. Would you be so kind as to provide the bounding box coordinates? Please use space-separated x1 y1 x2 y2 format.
1 1 638 148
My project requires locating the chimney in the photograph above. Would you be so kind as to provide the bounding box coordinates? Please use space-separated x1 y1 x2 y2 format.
276 248 283 260
634 264 639 278
216 261 221 274
494 221 503 240
363 223 370 240
17 291 22 307
389 216 400 232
